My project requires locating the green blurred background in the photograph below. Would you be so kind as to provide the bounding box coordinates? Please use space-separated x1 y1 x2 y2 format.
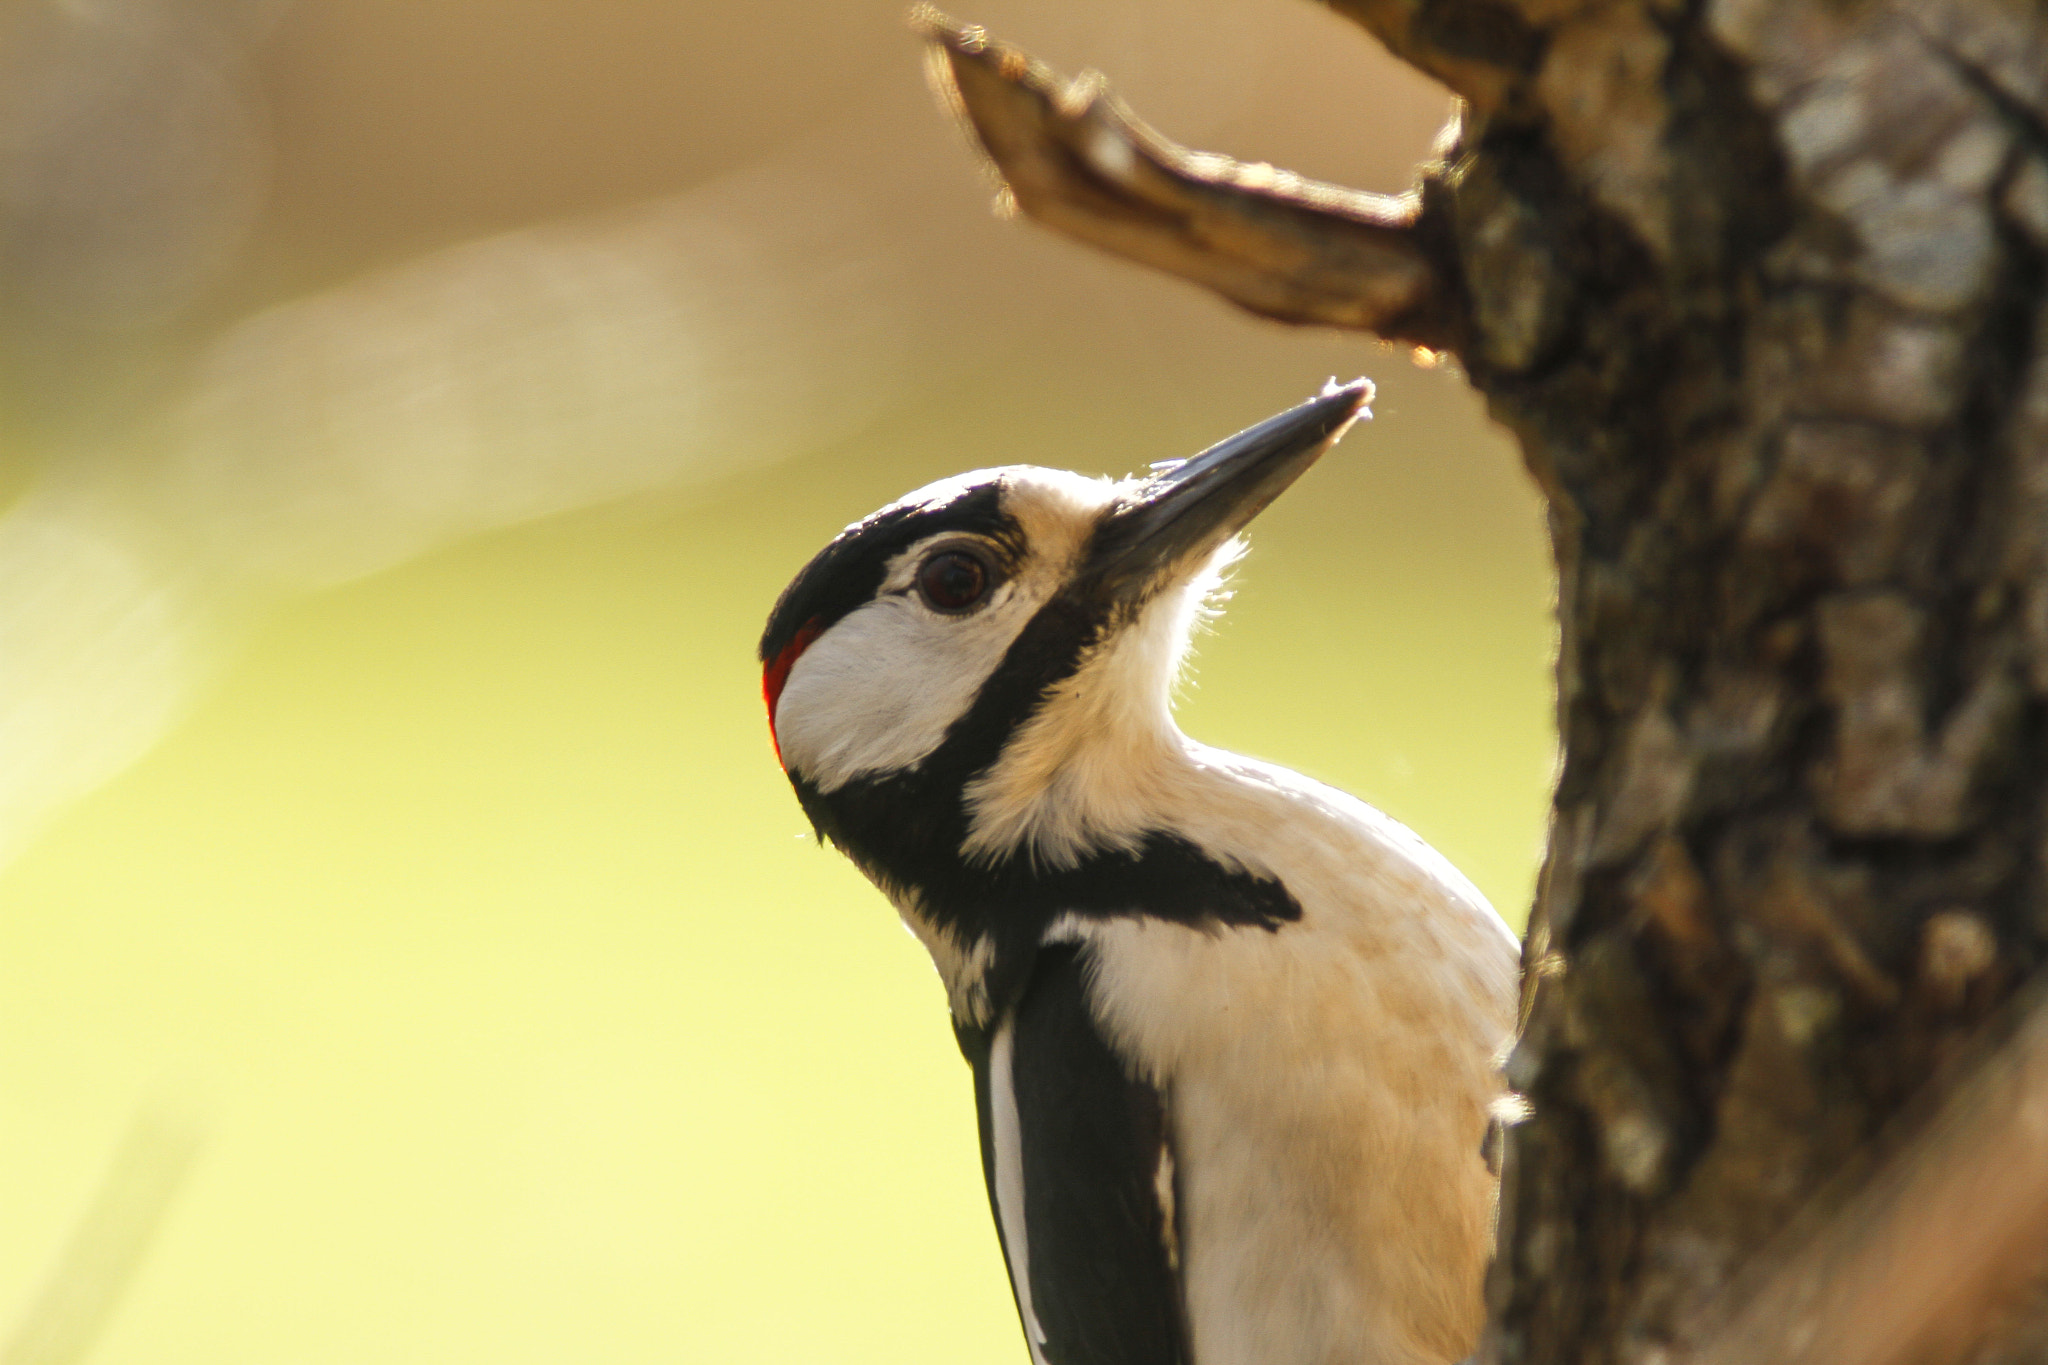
0 1 1553 1360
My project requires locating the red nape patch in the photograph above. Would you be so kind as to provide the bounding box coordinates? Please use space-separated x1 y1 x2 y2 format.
762 617 824 768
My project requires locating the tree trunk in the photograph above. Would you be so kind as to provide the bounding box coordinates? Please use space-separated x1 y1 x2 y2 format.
917 0 2048 1360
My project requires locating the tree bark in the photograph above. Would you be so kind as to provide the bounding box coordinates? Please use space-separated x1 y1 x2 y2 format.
917 0 2048 1361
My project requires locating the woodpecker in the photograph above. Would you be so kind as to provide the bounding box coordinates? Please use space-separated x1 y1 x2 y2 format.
759 380 1519 1365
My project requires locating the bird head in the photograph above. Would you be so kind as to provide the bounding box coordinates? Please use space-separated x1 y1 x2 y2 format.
758 379 1371 911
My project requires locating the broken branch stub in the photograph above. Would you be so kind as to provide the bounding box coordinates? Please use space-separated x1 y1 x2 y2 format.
912 9 1461 351
1690 982 2048 1365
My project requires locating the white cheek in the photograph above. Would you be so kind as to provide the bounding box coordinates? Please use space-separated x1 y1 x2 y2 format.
774 594 1027 791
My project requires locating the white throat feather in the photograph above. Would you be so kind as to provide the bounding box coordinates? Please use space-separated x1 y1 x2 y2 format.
960 540 1243 871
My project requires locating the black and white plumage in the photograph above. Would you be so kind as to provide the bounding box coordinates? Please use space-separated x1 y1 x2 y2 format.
759 381 1520 1365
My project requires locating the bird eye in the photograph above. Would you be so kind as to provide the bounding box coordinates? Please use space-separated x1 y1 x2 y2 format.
916 549 993 612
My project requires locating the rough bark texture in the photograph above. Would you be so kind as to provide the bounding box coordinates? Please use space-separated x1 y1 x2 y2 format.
923 0 2048 1360
1450 2 2048 1360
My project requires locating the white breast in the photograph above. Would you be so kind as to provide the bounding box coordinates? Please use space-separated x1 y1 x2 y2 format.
1074 751 1519 1365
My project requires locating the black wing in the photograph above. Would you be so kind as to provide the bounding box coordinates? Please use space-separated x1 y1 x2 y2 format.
968 942 1190 1365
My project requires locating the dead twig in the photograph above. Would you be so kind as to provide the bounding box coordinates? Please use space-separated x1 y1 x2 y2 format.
912 9 1461 350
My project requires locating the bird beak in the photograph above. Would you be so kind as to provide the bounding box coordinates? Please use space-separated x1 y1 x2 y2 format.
1088 379 1372 604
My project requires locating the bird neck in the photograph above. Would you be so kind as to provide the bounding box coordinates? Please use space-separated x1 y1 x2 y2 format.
959 600 1201 868
793 598 1295 1028
796 706 1300 1031
960 696 1192 873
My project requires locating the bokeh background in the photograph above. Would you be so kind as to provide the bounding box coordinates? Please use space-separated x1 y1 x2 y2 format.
0 1 1555 1360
